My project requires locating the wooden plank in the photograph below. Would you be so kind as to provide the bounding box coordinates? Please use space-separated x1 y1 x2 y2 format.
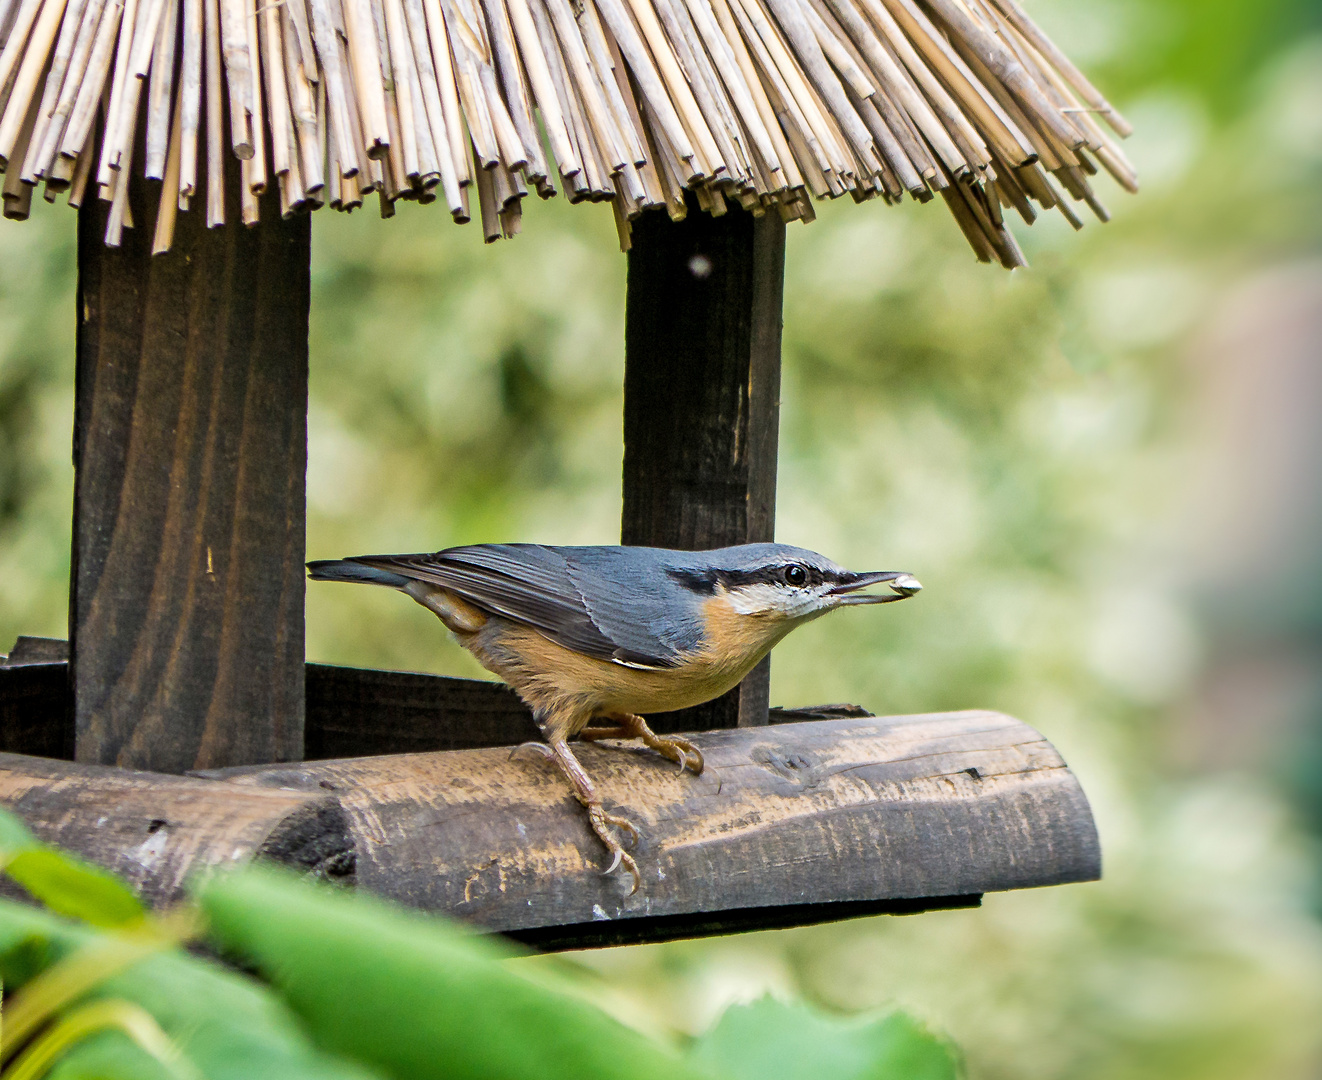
198 709 1101 947
72 146 310 773
2 647 883 760
622 200 786 734
0 664 72 759
305 663 536 758
0 752 354 907
1 637 70 666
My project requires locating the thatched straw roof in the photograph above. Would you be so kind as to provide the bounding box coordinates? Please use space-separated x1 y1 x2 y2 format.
0 0 1133 262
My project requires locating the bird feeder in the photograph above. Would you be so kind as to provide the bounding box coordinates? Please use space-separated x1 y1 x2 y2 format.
0 0 1123 947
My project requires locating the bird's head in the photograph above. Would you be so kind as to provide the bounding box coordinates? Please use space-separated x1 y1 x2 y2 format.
668 543 921 626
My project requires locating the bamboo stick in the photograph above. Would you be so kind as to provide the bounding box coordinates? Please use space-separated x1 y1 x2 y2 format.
503 0 573 170
343 0 390 153
476 54 527 169
401 0 460 206
2 86 40 218
219 0 253 154
282 4 323 190
0 0 45 115
66 129 95 208
592 0 693 172
22 0 97 179
283 0 315 69
58 0 119 158
735 0 841 174
0 0 70 165
652 0 736 175
261 0 292 177
103 122 132 242
619 0 717 173
707 0 800 186
98 0 164 188
883 0 1029 163
204 0 224 223
307 0 358 177
684 0 780 172
153 74 182 251
541 0 624 171
481 0 545 177
382 0 420 176
576 0 643 166
20 0 90 180
243 0 265 190
397 0 439 185
986 0 1129 136
144 0 176 176
922 0 1077 149
177 0 201 191
43 138 74 188
528 0 584 185
473 138 499 237
420 0 471 184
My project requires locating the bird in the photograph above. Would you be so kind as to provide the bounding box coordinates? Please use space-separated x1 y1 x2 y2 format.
308 543 921 891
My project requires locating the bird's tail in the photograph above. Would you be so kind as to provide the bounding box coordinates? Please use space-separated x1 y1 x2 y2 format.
307 559 412 588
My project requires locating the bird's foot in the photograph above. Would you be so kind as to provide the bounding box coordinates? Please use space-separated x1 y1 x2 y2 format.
646 733 704 775
581 714 704 776
509 740 554 761
587 804 641 894
545 736 643 894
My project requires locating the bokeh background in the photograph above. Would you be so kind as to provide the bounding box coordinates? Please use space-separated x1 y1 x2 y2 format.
3 0 1322 1074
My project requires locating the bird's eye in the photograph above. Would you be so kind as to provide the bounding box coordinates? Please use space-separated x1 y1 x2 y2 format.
783 564 807 586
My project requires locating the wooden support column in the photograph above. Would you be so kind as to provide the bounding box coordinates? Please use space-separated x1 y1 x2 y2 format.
623 201 786 733
71 157 310 773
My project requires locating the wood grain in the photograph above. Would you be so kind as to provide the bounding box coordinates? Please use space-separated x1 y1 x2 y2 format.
72 144 310 773
305 662 537 758
0 751 353 907
2 651 877 761
622 197 786 733
199 709 1101 946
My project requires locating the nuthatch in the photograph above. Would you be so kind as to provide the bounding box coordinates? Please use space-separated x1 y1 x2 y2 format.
309 543 921 891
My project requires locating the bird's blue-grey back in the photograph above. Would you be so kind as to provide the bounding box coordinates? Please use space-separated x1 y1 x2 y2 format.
309 541 847 669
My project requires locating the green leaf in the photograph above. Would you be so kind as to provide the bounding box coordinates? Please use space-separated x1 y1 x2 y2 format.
0 808 42 860
0 899 384 1080
0 808 145 929
5 850 146 929
195 867 723 1080
687 996 960 1080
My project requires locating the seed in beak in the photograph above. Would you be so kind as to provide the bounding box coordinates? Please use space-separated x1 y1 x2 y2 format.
891 574 922 596
829 571 923 604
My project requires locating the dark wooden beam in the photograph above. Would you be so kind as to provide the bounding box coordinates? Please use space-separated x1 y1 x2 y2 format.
622 202 786 733
304 663 535 759
2 649 877 761
72 155 309 772
0 752 353 907
198 709 1101 949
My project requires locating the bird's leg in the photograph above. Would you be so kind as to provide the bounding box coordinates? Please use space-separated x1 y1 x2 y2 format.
547 737 641 894
580 713 704 776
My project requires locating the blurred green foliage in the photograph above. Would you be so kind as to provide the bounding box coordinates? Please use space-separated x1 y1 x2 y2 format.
2 0 1322 1077
0 814 956 1080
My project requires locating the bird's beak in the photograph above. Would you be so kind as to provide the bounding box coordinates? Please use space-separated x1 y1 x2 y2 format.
828 571 923 605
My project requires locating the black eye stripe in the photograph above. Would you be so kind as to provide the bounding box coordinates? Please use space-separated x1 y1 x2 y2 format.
669 564 840 593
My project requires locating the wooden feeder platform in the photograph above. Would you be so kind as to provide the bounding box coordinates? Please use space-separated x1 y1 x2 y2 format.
0 163 1104 949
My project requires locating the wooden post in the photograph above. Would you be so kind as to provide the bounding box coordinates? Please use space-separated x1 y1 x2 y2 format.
622 200 786 732
71 155 310 773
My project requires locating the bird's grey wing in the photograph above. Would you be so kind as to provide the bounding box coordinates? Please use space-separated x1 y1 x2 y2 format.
348 545 681 668
561 547 708 666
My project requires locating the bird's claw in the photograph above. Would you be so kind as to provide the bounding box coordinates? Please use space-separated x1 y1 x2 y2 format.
510 740 554 762
588 805 641 894
650 735 704 776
